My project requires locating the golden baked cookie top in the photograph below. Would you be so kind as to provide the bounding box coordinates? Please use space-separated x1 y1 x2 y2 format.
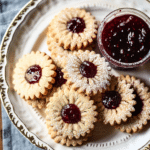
48 8 98 50
13 51 56 100
92 76 136 126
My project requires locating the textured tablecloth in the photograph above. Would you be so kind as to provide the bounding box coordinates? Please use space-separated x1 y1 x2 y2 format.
0 0 42 149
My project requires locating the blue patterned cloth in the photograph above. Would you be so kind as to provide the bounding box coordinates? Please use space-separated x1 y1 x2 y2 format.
0 0 42 149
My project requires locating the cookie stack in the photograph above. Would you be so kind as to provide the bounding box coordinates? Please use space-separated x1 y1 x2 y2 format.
47 7 98 68
46 87 97 146
13 51 57 109
45 8 106 146
115 75 150 133
92 75 150 133
12 7 150 147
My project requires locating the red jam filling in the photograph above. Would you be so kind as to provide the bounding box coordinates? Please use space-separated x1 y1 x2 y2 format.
54 68 67 87
79 61 97 78
25 65 42 84
61 104 81 124
67 17 85 33
102 91 121 109
102 15 150 63
132 90 143 116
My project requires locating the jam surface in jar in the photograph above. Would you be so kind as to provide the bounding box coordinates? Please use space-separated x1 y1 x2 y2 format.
102 14 150 63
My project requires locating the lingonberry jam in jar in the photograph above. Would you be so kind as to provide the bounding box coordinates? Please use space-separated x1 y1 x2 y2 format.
98 8 150 68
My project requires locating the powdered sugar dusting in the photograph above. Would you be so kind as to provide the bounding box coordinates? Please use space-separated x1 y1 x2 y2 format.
46 88 97 139
64 51 111 95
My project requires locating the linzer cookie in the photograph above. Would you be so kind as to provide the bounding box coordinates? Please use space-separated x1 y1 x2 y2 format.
13 51 56 100
25 98 46 109
46 126 90 146
47 31 95 68
48 8 98 50
26 67 67 108
62 50 111 95
92 76 136 126
115 75 150 133
46 87 97 146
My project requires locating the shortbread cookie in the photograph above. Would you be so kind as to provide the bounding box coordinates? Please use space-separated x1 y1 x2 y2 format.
46 125 91 146
62 50 111 95
47 30 96 68
47 31 96 52
26 67 67 108
46 87 97 142
48 8 98 50
47 32 71 68
25 98 46 109
13 51 56 100
115 75 150 133
92 76 136 126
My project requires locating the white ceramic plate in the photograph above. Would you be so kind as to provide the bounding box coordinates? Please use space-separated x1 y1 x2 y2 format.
1 0 150 150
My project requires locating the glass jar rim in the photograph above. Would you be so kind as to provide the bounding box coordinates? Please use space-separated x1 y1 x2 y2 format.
97 8 150 68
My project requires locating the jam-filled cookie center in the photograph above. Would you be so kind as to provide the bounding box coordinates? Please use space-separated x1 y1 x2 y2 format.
54 68 67 87
102 91 121 109
61 104 81 123
132 90 143 116
25 65 42 84
67 17 86 33
79 61 97 78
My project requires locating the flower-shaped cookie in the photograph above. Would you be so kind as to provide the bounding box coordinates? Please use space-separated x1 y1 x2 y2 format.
46 125 90 146
48 8 98 50
62 50 111 95
13 51 56 100
47 27 96 68
46 87 97 144
92 76 136 126
26 98 46 109
26 67 67 108
115 75 150 133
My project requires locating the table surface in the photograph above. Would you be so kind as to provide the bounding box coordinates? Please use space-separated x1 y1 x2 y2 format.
0 0 42 149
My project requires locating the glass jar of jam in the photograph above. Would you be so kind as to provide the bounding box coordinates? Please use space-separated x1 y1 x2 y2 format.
97 8 150 68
